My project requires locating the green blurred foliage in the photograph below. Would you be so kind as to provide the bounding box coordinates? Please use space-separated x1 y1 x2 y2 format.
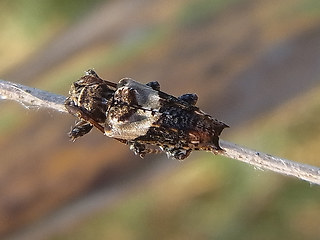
177 0 240 27
0 0 106 34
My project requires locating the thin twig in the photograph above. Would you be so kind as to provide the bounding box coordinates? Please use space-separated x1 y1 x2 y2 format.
1 79 320 185
219 141 320 185
0 79 67 113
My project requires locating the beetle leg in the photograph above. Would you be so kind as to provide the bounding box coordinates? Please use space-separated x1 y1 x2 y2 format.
69 120 93 141
146 81 160 91
178 93 198 105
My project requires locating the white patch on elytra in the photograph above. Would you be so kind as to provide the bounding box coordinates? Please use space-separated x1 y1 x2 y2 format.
105 79 161 139
118 78 161 110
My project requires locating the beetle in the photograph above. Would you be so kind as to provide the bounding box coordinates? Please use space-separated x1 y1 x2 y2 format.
65 70 228 160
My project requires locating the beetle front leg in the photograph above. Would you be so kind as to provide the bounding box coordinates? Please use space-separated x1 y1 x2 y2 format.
69 120 93 141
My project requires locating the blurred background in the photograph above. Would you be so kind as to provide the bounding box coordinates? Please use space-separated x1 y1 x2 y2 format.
1 0 320 239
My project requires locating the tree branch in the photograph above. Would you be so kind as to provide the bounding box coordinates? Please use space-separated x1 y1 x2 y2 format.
1 79 319 185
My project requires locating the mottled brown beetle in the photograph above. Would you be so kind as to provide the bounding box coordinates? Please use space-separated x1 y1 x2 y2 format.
65 70 228 160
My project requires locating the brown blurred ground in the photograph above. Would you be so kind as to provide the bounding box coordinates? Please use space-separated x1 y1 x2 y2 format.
1 0 320 239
